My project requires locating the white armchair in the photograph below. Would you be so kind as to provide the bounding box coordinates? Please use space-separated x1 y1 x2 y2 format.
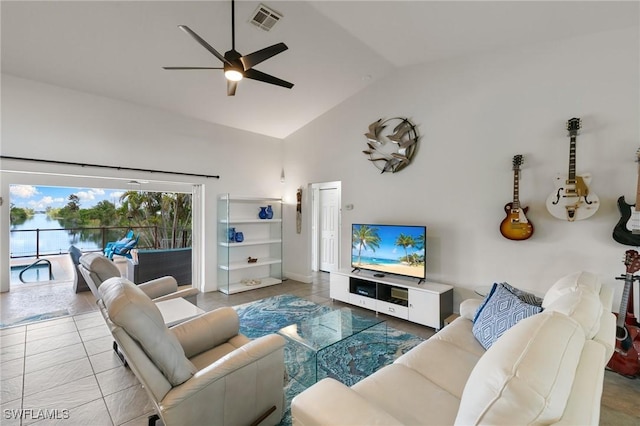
98 277 287 426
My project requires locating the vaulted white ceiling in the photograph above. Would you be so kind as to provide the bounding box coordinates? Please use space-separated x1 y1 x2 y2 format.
2 1 637 139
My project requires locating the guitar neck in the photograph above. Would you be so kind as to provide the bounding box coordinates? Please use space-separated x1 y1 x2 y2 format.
635 161 640 213
512 168 521 209
568 134 577 181
618 273 633 328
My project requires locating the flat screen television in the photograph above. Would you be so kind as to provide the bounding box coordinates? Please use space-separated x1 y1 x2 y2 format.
351 223 426 281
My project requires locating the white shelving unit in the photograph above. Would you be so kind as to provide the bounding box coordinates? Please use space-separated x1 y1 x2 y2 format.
217 194 283 294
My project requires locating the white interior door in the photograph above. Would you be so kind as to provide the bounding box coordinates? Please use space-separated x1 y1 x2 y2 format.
319 187 339 272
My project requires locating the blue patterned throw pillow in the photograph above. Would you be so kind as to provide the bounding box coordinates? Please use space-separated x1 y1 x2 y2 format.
472 283 542 350
472 282 498 323
501 282 543 307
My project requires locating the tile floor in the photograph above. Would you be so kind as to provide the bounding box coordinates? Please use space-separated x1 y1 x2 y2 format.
1 272 639 425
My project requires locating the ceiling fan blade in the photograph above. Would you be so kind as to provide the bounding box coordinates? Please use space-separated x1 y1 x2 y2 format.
240 43 288 71
227 80 238 96
244 69 294 89
163 67 223 70
178 25 232 66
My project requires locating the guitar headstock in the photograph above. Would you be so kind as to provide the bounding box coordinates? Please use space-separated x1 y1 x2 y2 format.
512 154 523 170
566 118 581 136
624 249 640 274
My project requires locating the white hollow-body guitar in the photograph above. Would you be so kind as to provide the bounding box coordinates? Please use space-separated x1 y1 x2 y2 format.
546 118 599 221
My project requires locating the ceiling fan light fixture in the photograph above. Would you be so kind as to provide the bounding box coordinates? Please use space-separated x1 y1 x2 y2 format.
224 68 243 81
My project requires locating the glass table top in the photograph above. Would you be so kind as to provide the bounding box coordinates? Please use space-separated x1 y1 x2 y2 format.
278 308 385 352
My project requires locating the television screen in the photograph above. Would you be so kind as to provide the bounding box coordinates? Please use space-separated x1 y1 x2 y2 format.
351 224 426 280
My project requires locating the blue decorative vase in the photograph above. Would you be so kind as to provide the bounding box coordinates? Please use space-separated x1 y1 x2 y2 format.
258 206 268 219
234 231 244 243
228 227 236 242
266 205 274 219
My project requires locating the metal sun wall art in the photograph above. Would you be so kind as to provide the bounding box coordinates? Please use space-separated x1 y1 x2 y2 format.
363 117 419 173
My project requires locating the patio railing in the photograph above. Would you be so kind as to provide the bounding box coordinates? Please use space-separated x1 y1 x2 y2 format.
9 225 191 259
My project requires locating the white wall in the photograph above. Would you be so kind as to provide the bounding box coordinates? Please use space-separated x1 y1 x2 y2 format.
1 75 283 292
283 27 640 310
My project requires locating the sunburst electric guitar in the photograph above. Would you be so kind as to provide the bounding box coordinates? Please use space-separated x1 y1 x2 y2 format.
500 155 533 240
607 250 640 377
546 118 599 221
613 149 640 246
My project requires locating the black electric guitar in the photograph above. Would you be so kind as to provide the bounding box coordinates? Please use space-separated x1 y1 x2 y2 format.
613 149 640 246
500 155 534 240
607 250 640 377
546 118 599 221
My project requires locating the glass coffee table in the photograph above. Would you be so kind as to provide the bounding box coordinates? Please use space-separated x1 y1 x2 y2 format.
278 308 386 387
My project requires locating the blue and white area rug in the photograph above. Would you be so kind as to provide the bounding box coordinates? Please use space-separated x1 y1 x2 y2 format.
234 294 424 426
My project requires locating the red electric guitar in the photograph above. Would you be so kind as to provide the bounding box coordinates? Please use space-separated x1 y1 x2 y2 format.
607 250 640 377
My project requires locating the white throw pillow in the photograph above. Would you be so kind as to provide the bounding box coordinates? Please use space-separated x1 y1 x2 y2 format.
543 271 601 308
543 289 603 339
455 311 585 425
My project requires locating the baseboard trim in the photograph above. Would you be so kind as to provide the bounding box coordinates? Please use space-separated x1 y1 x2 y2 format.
284 271 313 283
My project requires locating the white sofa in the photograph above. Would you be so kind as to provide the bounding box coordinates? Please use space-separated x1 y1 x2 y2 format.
291 271 616 425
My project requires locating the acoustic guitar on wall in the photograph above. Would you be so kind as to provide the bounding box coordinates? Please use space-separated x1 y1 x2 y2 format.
607 250 640 377
500 155 534 240
613 148 640 246
546 118 599 221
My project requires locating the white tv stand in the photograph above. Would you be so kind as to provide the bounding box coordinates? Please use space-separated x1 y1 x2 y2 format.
330 269 454 330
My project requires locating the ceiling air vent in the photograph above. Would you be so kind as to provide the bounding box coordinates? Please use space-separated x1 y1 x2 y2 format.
249 4 282 32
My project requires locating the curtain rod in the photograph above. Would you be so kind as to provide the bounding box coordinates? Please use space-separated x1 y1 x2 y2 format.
0 156 220 179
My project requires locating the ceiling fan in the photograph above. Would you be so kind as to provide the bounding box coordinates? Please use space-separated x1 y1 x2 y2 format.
163 0 293 96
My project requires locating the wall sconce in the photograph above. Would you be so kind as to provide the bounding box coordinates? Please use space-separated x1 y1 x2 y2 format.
280 168 285 183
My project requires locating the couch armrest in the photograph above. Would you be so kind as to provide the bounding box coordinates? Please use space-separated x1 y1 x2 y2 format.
291 378 403 426
171 307 240 358
555 340 606 426
161 334 286 410
592 311 616 363
460 298 482 320
137 276 178 299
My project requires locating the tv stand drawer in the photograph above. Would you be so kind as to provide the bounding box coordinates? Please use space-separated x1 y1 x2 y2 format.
377 300 408 320
349 294 376 310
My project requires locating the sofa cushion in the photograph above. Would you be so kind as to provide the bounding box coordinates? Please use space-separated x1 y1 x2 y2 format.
395 337 481 399
353 364 460 425
472 283 542 349
456 311 585 425
434 315 486 357
543 271 601 308
99 277 196 385
544 288 603 339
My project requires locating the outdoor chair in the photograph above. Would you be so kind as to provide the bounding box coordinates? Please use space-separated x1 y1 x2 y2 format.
68 245 90 293
104 230 134 251
98 277 286 426
78 252 198 303
104 233 139 259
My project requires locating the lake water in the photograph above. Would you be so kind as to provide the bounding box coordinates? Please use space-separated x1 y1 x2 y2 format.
10 213 103 257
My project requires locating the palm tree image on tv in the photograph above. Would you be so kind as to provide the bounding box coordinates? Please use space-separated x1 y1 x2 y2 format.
353 225 382 265
351 224 426 279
